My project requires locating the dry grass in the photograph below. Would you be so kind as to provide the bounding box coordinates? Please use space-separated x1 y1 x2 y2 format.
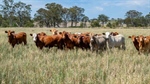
0 27 150 84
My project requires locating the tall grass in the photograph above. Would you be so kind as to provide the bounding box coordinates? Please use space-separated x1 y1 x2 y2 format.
0 28 150 84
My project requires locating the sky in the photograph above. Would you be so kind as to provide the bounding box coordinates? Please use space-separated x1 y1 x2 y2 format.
1 0 150 19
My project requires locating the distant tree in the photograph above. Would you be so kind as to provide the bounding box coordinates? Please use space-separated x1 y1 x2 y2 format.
0 0 33 27
145 12 150 26
125 10 142 27
69 6 84 27
0 0 15 26
117 18 124 27
98 14 109 27
14 1 32 27
61 7 70 27
34 8 49 27
0 14 2 26
46 3 63 27
90 19 100 27
81 15 89 27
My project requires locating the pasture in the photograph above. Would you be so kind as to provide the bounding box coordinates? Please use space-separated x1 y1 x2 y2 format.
0 27 150 84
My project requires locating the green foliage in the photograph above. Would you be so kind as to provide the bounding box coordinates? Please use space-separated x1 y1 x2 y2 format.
69 6 85 27
0 0 33 27
124 10 149 27
1 20 9 27
91 20 100 27
107 22 112 28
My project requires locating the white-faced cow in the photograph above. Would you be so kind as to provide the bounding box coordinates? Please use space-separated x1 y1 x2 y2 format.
103 32 125 50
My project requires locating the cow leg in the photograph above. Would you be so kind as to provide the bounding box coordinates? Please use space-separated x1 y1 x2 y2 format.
24 40 27 45
12 43 15 48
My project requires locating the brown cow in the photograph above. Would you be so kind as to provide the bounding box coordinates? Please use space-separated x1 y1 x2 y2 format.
61 31 80 50
136 35 150 54
110 32 119 36
128 35 139 51
5 30 27 48
30 32 64 49
30 32 47 49
78 34 91 50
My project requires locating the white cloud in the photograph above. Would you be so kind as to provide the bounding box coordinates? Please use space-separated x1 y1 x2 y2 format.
95 7 103 11
115 0 149 7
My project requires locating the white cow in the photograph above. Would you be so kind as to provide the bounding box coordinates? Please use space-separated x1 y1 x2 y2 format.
103 32 126 50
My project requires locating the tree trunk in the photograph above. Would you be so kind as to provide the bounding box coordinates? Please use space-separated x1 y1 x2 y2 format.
71 20 73 27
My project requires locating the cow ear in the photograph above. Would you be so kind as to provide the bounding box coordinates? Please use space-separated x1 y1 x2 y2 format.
5 31 8 33
128 36 131 38
12 31 15 33
30 34 33 36
102 33 105 35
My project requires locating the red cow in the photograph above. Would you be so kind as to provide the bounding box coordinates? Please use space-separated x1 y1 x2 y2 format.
30 32 64 49
136 35 150 54
110 32 119 36
5 30 27 48
78 35 91 50
61 31 80 50
128 35 139 51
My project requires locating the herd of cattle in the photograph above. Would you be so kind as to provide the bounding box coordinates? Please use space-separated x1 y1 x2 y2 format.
4 29 150 54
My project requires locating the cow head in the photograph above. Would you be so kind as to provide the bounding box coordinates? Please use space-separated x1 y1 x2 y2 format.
5 30 15 40
50 29 58 35
5 30 15 37
103 32 110 40
30 33 38 42
136 35 144 50
128 35 139 51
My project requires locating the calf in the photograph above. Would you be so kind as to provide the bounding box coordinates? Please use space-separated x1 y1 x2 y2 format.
5 30 27 48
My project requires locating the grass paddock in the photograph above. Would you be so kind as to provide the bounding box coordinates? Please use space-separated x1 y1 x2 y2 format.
0 27 150 84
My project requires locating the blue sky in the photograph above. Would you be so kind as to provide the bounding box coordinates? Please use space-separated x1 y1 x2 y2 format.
1 0 150 19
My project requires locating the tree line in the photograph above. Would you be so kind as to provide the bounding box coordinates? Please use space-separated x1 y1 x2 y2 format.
0 0 150 28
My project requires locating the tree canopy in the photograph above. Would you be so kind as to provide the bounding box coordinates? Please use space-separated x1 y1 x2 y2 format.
0 0 149 28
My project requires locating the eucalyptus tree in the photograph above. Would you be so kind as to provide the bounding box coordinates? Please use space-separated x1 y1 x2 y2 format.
125 10 142 27
14 1 32 27
61 7 70 27
45 3 63 27
0 0 32 27
0 0 15 26
98 14 109 27
145 12 150 26
69 6 84 27
81 15 89 27
34 8 48 27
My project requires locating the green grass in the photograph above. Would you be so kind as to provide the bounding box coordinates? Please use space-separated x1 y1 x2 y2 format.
0 27 150 84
